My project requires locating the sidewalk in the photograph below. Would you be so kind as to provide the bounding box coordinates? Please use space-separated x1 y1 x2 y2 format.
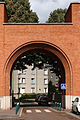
0 107 18 119
50 107 80 119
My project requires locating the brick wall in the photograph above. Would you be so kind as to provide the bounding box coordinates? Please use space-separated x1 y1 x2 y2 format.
0 2 80 98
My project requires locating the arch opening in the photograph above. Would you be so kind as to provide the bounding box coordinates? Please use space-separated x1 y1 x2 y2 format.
11 49 65 107
4 42 72 109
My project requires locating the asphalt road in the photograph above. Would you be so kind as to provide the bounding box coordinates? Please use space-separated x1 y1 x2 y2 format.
1 107 80 120
21 107 80 120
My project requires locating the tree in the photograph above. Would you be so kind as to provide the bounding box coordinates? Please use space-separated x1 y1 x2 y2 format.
48 81 56 101
47 8 67 23
0 0 39 23
14 52 62 79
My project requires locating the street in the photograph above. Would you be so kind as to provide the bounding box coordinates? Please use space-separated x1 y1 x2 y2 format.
0 107 80 120
21 107 80 120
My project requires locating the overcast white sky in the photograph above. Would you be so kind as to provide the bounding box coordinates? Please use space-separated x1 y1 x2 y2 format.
29 0 80 22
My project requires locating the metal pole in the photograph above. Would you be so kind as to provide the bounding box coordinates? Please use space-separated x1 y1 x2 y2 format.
63 90 64 110
18 74 20 105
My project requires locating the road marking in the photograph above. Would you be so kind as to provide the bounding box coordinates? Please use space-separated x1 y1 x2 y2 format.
44 109 51 112
26 110 32 113
19 108 23 117
26 109 51 113
35 109 41 113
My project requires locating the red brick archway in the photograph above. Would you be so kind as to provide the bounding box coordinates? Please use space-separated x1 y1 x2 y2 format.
0 2 80 110
4 41 72 109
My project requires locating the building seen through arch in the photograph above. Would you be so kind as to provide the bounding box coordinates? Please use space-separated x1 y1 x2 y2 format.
12 64 60 99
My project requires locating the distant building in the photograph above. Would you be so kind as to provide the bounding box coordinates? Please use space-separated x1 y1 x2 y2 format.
12 65 59 98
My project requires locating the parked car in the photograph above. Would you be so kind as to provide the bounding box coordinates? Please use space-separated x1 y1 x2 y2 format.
35 96 49 105
35 95 40 102
72 97 80 114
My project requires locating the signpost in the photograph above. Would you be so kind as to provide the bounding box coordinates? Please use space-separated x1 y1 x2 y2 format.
61 84 66 111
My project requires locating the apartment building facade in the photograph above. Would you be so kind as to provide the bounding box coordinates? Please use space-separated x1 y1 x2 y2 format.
12 65 49 96
12 65 59 98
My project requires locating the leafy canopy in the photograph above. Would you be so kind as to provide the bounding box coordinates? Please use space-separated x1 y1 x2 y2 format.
47 8 67 23
14 52 62 79
0 0 39 23
48 81 56 101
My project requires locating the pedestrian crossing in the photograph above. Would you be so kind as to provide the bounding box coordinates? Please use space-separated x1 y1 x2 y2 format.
26 109 51 113
35 109 41 113
44 109 51 112
26 110 32 113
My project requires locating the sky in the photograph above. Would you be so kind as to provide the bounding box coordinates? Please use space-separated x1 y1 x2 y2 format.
29 0 80 23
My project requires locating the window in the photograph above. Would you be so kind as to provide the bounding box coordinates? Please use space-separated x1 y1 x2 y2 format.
75 98 79 102
31 78 35 84
18 70 22 74
31 69 35 74
22 78 26 83
50 70 53 73
18 88 20 93
18 78 26 83
18 78 22 83
18 69 26 74
44 88 48 93
51 76 53 78
22 69 26 74
31 88 35 93
20 88 25 94
44 78 48 85
44 69 48 75
56 76 59 81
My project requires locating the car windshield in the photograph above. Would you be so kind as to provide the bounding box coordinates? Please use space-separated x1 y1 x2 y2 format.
74 98 79 102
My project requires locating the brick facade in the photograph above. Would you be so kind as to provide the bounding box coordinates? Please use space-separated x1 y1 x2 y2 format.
0 2 80 109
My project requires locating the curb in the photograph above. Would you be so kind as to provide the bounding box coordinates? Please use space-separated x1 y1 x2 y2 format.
17 107 23 117
0 115 18 119
65 111 80 119
50 107 80 119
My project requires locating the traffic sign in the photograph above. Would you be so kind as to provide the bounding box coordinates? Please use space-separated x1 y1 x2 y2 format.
61 84 66 90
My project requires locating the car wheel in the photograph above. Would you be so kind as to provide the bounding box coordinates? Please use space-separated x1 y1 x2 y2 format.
46 102 48 105
76 107 79 115
72 107 74 113
38 103 41 105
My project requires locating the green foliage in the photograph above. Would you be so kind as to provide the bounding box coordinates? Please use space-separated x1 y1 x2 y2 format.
20 93 47 100
48 81 56 94
48 81 56 101
0 0 5 1
36 93 48 97
47 8 67 23
14 52 62 81
21 93 37 100
0 0 39 23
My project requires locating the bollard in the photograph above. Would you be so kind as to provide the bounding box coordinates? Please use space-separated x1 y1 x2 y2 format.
18 98 20 105
16 102 20 114
55 102 57 109
60 103 61 111
51 101 61 111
